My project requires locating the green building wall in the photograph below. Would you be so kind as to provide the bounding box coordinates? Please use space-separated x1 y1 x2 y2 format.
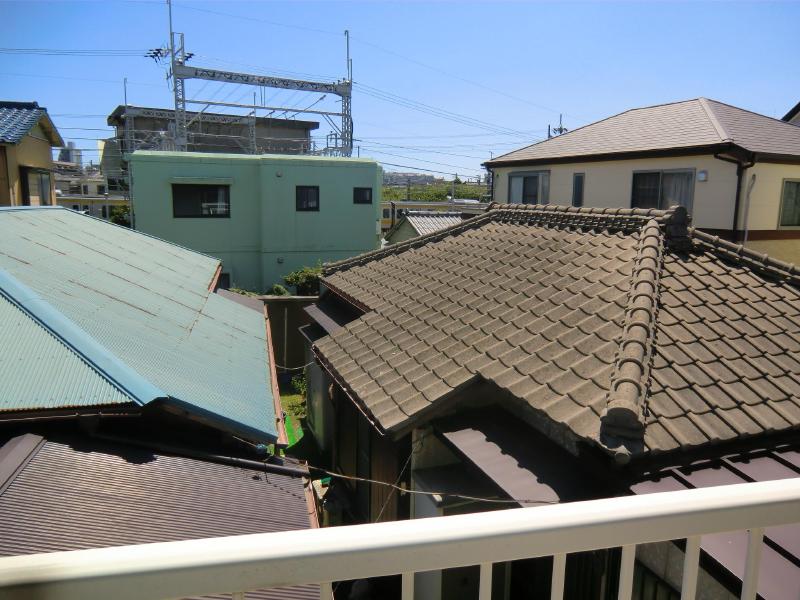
129 151 382 291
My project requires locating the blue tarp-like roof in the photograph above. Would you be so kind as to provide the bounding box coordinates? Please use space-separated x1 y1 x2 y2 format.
0 207 277 442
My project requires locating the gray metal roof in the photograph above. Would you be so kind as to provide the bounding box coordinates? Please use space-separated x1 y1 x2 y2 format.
0 207 278 442
405 211 465 236
487 98 800 166
0 101 63 146
632 444 800 600
0 433 318 599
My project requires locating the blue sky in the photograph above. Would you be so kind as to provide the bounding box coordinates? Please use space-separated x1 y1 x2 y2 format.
3 1 799 178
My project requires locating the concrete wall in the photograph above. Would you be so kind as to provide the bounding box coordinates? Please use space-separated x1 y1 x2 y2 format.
2 124 56 206
492 155 738 230
130 151 382 291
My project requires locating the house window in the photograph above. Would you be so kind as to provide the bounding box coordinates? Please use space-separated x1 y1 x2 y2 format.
508 172 550 204
82 184 89 195
353 187 373 204
172 184 230 218
101 205 108 219
296 186 320 211
97 184 106 195
382 208 391 218
68 183 81 194
631 170 694 212
72 204 80 210
22 169 52 206
779 180 800 227
572 173 585 207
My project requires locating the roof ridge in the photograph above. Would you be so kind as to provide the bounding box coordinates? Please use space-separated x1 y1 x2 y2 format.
698 97 731 142
689 228 800 285
703 97 800 130
0 268 163 407
324 211 495 275
600 218 665 462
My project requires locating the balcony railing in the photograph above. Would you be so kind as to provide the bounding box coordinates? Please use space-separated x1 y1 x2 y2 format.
0 479 798 600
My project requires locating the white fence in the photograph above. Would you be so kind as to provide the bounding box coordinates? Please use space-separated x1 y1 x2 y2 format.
0 479 798 600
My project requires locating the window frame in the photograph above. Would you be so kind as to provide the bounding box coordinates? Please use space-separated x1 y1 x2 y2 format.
296 185 320 212
507 170 550 205
778 178 800 229
572 173 585 208
171 183 231 219
353 187 373 205
630 168 695 212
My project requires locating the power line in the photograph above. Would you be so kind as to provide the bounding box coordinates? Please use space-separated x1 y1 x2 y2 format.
0 47 148 56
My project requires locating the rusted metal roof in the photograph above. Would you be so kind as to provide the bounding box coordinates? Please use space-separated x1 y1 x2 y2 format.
0 432 318 599
0 207 278 442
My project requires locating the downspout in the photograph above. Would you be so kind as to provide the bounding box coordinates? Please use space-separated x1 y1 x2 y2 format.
714 150 755 242
741 173 758 245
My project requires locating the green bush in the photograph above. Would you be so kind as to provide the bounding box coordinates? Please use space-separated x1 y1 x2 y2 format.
109 205 131 227
283 264 322 296
267 283 290 296
291 373 308 397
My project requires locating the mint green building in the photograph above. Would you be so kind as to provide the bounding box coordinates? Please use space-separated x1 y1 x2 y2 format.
129 151 382 291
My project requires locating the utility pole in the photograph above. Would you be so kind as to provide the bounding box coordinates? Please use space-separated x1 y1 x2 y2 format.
452 174 456 201
406 179 410 201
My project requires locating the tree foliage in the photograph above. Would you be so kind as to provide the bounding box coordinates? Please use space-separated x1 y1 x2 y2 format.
283 264 322 296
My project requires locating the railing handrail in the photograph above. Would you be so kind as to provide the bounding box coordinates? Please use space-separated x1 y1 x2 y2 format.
1 478 798 599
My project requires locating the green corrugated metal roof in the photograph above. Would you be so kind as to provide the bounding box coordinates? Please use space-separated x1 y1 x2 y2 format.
0 292 135 411
0 207 277 442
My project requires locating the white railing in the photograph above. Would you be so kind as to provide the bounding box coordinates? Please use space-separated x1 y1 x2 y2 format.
0 479 798 600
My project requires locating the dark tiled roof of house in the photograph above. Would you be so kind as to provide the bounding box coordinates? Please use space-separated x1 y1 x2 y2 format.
313 204 800 460
0 101 63 146
486 98 800 166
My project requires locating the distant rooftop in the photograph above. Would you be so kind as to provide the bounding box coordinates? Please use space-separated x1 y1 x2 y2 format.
107 104 319 130
486 98 800 166
0 101 63 146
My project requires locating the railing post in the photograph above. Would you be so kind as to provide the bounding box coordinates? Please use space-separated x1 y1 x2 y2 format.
479 563 492 600
401 572 414 600
550 553 566 600
740 528 764 600
319 582 333 600
617 545 636 600
680 536 701 600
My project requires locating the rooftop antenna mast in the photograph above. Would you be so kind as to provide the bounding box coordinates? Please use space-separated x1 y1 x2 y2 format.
164 1 354 156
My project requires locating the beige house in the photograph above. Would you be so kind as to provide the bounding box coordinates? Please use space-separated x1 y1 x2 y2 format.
784 100 800 126
485 98 800 263
0 101 64 206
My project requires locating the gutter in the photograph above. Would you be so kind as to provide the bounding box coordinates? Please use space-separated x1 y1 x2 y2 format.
713 148 756 242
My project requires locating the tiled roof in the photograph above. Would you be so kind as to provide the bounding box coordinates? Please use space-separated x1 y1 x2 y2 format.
313 204 800 459
404 212 465 236
0 207 278 443
0 101 63 146
486 98 800 166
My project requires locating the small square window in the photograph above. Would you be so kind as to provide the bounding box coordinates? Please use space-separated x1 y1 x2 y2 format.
354 187 373 204
296 186 320 211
